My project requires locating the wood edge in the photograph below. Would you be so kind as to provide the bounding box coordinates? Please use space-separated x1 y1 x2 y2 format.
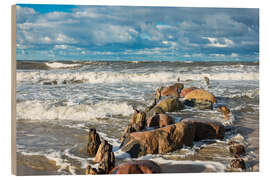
11 4 17 176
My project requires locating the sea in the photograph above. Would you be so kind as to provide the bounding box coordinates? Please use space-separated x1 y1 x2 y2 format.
15 60 259 175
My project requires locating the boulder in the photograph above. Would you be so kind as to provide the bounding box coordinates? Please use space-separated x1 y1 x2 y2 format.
184 99 213 110
146 106 165 119
130 109 146 131
181 118 225 141
98 149 115 174
121 121 195 158
161 83 184 97
147 113 174 128
156 97 184 112
87 128 101 157
229 144 246 156
180 87 197 97
94 140 113 163
110 160 161 174
230 158 246 170
184 89 216 104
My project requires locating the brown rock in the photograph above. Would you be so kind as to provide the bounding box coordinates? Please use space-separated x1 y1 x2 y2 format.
204 77 210 86
161 83 184 97
130 109 146 131
87 128 101 157
146 106 165 119
230 158 246 170
110 160 161 174
121 121 195 158
180 87 197 97
156 97 184 112
182 118 225 141
98 150 115 174
85 165 98 175
147 113 174 128
184 89 216 104
229 144 246 156
217 105 230 120
94 140 113 163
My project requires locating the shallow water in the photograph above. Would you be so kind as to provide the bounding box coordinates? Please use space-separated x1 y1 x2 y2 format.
16 61 259 175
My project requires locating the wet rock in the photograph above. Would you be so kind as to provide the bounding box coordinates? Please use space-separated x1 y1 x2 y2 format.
217 105 230 120
180 87 197 97
43 80 57 85
184 99 213 110
87 128 101 157
94 140 114 163
156 97 184 112
161 83 184 97
184 89 216 104
229 144 246 156
120 124 137 146
121 121 195 158
110 160 161 174
204 77 210 86
147 113 174 128
98 148 115 174
230 158 246 170
146 106 165 119
85 165 98 175
120 109 147 147
155 87 164 101
129 109 146 131
182 118 225 141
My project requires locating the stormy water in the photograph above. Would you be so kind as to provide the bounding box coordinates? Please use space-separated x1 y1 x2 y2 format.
15 60 259 175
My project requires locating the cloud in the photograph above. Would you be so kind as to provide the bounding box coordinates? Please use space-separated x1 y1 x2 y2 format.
16 5 259 61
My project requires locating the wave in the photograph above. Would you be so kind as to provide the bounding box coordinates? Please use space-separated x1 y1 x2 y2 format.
17 70 259 84
16 100 133 121
45 62 82 69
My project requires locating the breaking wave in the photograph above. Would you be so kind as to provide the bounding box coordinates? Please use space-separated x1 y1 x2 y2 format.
16 100 133 121
17 71 259 84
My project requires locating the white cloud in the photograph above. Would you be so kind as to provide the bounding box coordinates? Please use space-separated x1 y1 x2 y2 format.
203 37 234 48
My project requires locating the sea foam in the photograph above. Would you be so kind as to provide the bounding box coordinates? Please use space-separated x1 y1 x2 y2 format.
16 100 133 121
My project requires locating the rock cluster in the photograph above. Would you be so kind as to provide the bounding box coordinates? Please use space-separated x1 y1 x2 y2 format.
86 129 115 175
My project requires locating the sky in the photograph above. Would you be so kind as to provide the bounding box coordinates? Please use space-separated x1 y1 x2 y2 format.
16 4 259 61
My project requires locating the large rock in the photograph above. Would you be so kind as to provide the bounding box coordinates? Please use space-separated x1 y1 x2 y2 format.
120 109 146 146
146 106 165 119
161 83 184 97
180 87 197 97
183 89 216 104
156 97 184 112
87 128 101 157
98 149 115 174
110 160 161 174
130 109 146 131
184 99 213 110
182 118 225 141
94 140 113 163
147 113 174 128
121 121 195 158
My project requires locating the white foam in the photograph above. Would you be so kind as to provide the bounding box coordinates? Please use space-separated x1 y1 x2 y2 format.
16 100 133 121
45 62 82 69
16 70 259 84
